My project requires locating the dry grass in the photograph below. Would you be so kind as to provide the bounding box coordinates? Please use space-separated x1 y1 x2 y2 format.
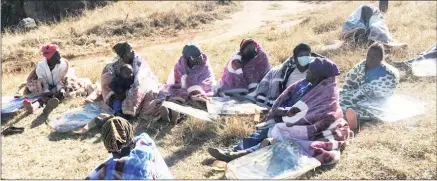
1 1 241 73
1 1 436 179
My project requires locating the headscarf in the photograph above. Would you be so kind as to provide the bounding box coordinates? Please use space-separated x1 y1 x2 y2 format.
182 43 201 58
239 38 259 52
101 117 134 153
113 42 132 58
309 57 340 79
292 43 312 60
41 44 59 59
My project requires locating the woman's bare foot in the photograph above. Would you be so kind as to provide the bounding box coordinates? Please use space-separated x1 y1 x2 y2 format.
159 106 171 123
170 110 180 125
346 108 358 130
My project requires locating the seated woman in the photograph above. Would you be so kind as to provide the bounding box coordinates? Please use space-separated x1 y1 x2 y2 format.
216 38 271 100
208 57 353 166
85 116 173 179
23 44 94 116
101 42 165 122
340 43 400 130
161 43 215 124
342 5 395 44
253 43 326 107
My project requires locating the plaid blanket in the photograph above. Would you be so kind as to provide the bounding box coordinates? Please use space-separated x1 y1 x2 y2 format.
86 133 173 180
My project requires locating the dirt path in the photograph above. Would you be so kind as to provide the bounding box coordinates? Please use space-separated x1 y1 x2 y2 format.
70 1 332 65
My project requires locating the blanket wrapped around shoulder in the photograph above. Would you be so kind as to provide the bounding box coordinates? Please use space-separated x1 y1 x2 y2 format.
267 77 354 165
218 40 271 97
339 60 399 117
342 5 393 44
253 53 325 107
101 55 163 121
163 53 215 101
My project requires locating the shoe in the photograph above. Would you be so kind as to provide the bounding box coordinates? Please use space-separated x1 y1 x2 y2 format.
207 148 249 162
42 98 59 116
1 126 25 136
207 148 233 162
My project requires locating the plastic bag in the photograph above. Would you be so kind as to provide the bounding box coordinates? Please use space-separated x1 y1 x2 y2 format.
48 103 103 132
226 140 321 179
357 94 426 122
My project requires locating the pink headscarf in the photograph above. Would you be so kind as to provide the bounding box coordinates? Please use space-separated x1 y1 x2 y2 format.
41 44 59 59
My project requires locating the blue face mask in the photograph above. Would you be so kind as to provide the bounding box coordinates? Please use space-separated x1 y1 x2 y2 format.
297 56 311 66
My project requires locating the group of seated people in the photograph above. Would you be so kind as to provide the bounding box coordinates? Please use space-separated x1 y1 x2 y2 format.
17 5 407 179
22 37 400 172
14 3 433 179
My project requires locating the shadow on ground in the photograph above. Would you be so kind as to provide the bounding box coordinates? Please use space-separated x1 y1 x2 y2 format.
47 128 101 142
1 111 29 127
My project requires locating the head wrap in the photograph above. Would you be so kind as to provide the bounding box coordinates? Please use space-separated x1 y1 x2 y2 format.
182 43 201 57
113 41 132 58
239 38 259 52
41 44 59 59
101 117 134 153
293 43 312 59
309 57 340 79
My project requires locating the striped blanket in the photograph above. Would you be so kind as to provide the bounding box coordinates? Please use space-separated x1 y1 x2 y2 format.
267 77 354 165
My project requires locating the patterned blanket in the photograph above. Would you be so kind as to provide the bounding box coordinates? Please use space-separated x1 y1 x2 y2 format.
163 53 215 100
218 39 271 97
342 5 394 44
340 60 399 118
253 53 324 107
101 55 164 121
267 77 354 165
86 133 173 180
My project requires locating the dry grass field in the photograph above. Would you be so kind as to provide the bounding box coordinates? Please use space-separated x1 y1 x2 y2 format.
1 1 436 179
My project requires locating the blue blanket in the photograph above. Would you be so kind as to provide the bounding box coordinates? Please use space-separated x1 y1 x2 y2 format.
86 133 173 180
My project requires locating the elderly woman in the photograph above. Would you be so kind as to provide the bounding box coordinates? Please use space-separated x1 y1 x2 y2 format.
101 42 165 122
161 43 215 124
253 43 326 107
216 38 271 100
340 43 399 130
23 44 94 116
85 116 172 179
208 57 353 166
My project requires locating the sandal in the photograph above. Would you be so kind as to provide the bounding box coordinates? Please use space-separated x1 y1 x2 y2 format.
1 126 25 136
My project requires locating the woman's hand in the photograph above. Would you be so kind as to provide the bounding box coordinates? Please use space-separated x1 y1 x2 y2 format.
285 107 301 117
231 59 243 70
190 94 209 103
272 108 288 117
285 122 294 127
